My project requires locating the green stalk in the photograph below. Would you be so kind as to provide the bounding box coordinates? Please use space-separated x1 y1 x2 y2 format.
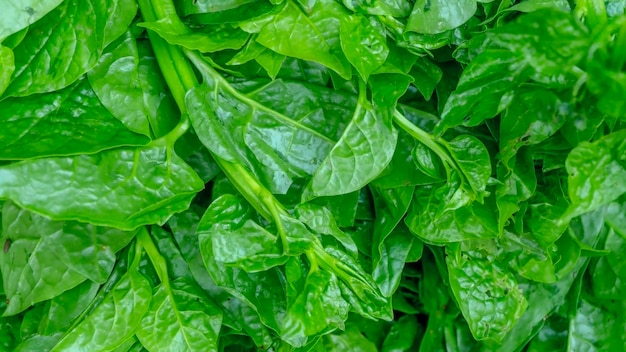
392 109 455 175
215 158 275 221
137 227 171 290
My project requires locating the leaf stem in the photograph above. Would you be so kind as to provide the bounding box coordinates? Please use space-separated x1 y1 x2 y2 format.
137 227 171 290
392 109 455 174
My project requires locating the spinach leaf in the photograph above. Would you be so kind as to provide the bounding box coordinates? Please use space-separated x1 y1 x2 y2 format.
1 0 625 350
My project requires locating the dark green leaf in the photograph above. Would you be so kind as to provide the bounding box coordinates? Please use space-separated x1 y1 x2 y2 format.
0 78 150 160
3 0 137 97
50 266 151 351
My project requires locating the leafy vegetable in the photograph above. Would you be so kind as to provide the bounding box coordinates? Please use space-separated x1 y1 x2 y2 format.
1 0 625 350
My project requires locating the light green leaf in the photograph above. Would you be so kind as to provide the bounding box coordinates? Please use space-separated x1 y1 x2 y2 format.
407 0 477 34
446 134 491 197
569 298 626 351
254 0 352 79
0 78 150 160
281 270 350 346
0 45 14 96
405 184 498 244
303 102 397 200
88 31 179 138
0 144 203 230
447 245 527 342
139 20 249 53
340 15 388 81
0 0 63 40
136 278 222 352
0 202 134 315
325 329 378 352
295 203 358 258
562 130 626 222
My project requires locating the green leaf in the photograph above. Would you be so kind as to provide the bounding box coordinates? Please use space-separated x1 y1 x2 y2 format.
42 281 100 335
562 130 626 222
407 0 477 34
0 45 14 96
197 195 291 337
435 50 529 134
181 0 259 14
495 149 537 233
136 278 222 352
139 20 249 53
486 9 588 79
499 88 565 165
0 0 63 40
254 0 352 79
14 334 62 352
0 144 203 230
446 245 527 342
446 134 491 197
281 270 350 346
405 184 498 244
186 52 335 195
295 204 359 258
50 266 152 351
88 31 179 138
569 298 626 351
0 78 150 160
303 101 397 200
3 0 137 97
340 15 388 81
381 315 421 352
324 328 378 352
409 57 443 100
371 186 416 296
0 201 134 315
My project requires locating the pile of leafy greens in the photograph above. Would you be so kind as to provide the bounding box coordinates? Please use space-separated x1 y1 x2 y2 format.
1 0 625 350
